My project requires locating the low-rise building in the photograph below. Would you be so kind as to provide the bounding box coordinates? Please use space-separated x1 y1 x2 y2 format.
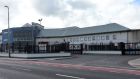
36 23 139 46
0 33 2 45
2 23 140 53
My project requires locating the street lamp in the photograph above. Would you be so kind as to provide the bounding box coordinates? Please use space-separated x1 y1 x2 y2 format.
4 5 11 58
38 18 42 25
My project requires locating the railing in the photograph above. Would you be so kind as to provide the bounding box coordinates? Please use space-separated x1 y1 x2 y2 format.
0 42 140 55
83 43 120 51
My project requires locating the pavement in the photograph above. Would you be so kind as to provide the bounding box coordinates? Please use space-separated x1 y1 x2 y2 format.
128 58 140 69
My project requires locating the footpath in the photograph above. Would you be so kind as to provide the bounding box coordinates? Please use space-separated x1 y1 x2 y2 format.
128 58 140 69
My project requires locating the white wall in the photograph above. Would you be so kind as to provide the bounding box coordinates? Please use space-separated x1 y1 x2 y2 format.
128 30 140 43
0 53 71 58
65 32 128 44
36 37 64 45
36 32 128 45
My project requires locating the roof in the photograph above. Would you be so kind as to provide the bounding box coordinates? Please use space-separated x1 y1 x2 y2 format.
37 23 130 38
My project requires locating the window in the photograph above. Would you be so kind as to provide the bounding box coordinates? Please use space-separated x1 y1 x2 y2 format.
73 38 76 42
69 38 72 42
79 37 84 42
101 36 105 40
92 36 95 40
106 35 109 40
113 35 117 40
88 36 91 41
76 37 79 42
96 36 100 40
84 37 87 41
4 32 8 34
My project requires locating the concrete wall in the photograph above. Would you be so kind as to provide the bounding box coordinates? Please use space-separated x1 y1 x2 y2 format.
0 53 71 58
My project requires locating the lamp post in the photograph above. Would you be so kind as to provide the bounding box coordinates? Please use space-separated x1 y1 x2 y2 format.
4 5 11 58
32 24 34 53
38 18 42 25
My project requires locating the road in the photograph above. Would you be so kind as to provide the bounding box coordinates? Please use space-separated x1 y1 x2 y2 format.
0 57 140 79
35 54 140 68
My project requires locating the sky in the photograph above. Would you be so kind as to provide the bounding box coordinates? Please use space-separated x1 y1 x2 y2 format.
0 0 140 32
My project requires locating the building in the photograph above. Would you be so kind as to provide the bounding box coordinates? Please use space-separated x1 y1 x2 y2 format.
2 22 44 51
36 23 140 46
2 23 140 53
0 33 2 45
0 33 2 51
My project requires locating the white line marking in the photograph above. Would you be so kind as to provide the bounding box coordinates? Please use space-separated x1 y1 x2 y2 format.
56 74 85 79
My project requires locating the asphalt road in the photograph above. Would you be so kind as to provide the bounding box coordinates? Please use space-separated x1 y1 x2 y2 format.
36 54 140 68
0 57 140 79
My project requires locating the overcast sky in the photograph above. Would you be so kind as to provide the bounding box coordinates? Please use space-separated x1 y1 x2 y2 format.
0 0 140 32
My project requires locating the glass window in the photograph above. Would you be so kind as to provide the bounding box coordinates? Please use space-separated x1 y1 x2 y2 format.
106 35 109 40
101 36 105 40
80 37 84 41
113 34 117 40
76 37 79 42
96 36 100 40
69 38 72 42
92 36 95 40
84 37 87 41
88 36 91 41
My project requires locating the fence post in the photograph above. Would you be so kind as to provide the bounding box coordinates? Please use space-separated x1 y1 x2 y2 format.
119 42 125 55
80 44 83 55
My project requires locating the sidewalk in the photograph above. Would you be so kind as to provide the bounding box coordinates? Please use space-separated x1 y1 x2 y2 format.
0 56 75 61
128 58 140 68
0 57 38 61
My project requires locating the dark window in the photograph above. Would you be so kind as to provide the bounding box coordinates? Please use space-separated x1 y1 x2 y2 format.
106 35 109 40
92 36 95 40
113 35 117 40
84 37 87 41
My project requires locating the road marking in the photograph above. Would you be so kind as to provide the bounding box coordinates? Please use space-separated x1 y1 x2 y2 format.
56 74 85 79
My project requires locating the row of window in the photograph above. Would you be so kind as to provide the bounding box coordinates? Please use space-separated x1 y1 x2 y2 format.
13 32 33 37
14 37 33 41
65 35 117 42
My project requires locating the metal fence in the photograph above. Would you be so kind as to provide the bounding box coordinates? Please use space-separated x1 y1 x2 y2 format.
83 43 120 51
0 42 140 55
124 42 140 55
83 42 140 55
0 43 69 54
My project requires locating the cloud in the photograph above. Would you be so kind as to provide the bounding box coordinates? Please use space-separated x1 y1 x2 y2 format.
34 0 140 29
0 0 20 31
67 0 95 10
34 0 70 18
34 0 104 27
1 0 140 32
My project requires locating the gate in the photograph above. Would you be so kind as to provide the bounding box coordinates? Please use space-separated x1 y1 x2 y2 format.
68 44 83 54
